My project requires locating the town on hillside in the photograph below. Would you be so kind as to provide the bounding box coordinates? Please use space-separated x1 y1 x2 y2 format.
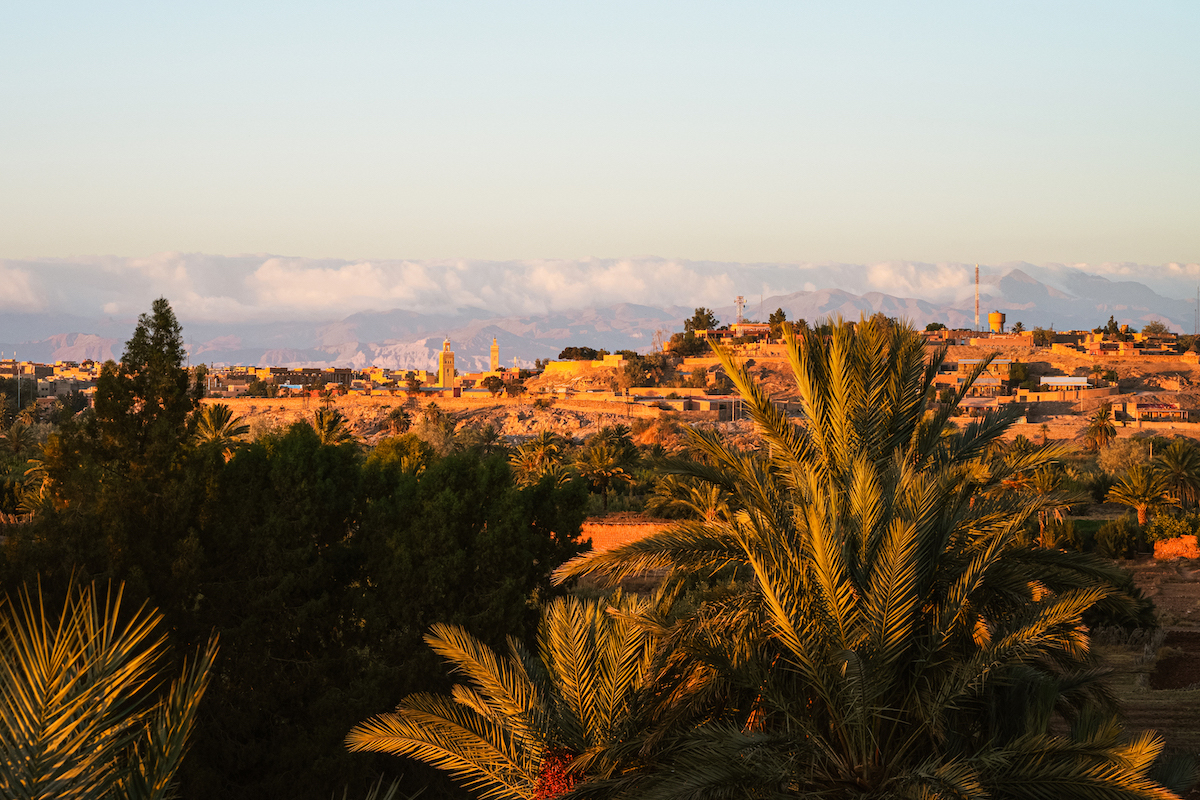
5 309 1200 443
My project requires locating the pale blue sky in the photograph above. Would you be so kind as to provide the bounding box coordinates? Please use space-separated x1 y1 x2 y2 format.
1 2 1197 263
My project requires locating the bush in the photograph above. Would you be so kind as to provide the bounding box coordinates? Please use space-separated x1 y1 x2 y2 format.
1041 519 1085 551
1143 512 1200 544
1080 470 1117 503
1098 439 1149 476
1095 514 1142 559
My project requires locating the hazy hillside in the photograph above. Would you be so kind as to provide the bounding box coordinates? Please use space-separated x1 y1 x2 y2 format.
1 260 1193 369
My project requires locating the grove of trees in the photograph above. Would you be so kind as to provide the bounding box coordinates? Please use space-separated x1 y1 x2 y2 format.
339 316 1190 800
2 303 1197 799
0 299 589 800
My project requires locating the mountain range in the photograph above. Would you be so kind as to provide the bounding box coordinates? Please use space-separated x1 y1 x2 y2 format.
1 261 1194 371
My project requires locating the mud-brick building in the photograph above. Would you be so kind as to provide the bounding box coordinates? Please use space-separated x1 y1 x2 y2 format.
1125 400 1192 423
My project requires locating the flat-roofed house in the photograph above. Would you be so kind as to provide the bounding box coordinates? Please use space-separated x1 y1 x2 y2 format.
1128 401 1191 423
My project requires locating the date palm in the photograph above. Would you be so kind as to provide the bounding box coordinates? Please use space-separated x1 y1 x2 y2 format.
0 581 218 800
1 420 38 455
511 431 571 488
1107 464 1176 526
191 402 250 460
643 475 731 523
1152 439 1200 510
1085 403 1117 451
575 428 638 512
16 458 51 516
313 406 354 446
576 442 634 512
1021 464 1088 544
346 594 653 800
385 406 412 435
557 317 1179 800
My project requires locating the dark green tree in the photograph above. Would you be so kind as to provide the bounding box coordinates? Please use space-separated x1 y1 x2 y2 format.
1142 320 1169 335
667 331 710 357
557 346 601 361
768 307 789 339
683 308 719 334
481 375 506 396
94 297 199 469
17 298 206 603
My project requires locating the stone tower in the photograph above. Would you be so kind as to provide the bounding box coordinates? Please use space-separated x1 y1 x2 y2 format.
438 338 456 388
490 337 500 372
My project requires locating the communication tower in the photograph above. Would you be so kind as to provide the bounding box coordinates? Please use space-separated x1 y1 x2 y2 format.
735 295 745 324
974 265 980 331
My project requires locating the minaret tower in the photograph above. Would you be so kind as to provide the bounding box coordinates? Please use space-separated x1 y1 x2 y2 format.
490 337 500 372
438 338 456 388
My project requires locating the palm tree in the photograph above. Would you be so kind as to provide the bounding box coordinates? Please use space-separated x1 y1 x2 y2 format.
556 317 1179 800
191 402 250 460
385 406 412 435
1085 403 1117 451
0 581 218 800
1107 464 1177 526
511 431 570 488
17 458 51 516
460 423 510 457
576 441 634 512
643 475 731 523
313 406 354 446
1021 465 1088 544
1040 422 1051 446
0 420 37 456
1152 439 1200 510
346 594 653 800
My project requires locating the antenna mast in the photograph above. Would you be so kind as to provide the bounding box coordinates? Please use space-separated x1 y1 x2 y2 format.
735 295 745 324
974 265 980 332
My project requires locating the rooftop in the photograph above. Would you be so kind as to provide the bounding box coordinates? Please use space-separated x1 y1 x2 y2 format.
1039 377 1091 386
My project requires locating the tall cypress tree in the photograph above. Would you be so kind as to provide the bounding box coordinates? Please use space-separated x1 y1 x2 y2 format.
13 297 204 603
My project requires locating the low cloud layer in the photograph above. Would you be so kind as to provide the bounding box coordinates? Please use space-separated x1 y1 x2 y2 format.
2 253 1196 324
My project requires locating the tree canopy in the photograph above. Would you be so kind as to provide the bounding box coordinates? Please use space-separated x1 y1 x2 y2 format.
548 317 1178 800
682 308 719 333
557 347 603 361
0 298 589 800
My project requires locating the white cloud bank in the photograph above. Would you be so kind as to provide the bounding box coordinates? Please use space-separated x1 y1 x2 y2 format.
1 253 1196 323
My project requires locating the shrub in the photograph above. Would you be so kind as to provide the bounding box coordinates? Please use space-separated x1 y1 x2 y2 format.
1041 518 1083 551
1143 511 1200 544
1080 470 1116 503
1095 514 1142 559
1098 439 1149 476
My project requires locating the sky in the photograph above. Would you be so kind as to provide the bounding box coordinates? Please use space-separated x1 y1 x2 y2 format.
1 2 1197 266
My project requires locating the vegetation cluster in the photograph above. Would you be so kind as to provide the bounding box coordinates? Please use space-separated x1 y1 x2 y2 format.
0 300 589 799
1 302 1197 799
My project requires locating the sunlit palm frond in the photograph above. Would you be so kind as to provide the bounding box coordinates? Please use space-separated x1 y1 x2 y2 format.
348 595 655 799
0 582 217 800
